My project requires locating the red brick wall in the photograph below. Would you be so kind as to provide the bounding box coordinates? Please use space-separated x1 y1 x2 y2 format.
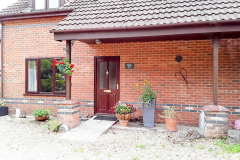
2 17 67 115
70 40 240 128
2 16 240 128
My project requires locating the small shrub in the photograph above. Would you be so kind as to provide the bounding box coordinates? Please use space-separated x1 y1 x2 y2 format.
42 119 62 132
215 139 240 154
32 107 51 117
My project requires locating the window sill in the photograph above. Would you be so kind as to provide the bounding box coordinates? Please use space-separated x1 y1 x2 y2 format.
23 93 66 97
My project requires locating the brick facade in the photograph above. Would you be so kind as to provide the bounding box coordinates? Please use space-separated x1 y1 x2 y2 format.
2 17 240 128
2 17 67 116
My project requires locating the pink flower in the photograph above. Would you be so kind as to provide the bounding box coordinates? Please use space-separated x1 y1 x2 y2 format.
69 76 72 79
70 64 74 68
125 111 127 113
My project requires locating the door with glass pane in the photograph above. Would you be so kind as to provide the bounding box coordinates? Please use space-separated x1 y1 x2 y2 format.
95 57 120 114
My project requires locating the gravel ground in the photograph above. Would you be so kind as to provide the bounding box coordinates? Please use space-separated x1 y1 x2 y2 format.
0 119 239 160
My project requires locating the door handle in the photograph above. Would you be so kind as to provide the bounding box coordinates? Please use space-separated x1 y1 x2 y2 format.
117 84 119 89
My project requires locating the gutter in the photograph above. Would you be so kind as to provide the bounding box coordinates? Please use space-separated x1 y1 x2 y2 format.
50 19 240 33
0 9 73 22
1 23 3 98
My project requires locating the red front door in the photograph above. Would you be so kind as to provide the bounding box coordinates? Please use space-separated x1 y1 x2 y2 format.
95 57 120 114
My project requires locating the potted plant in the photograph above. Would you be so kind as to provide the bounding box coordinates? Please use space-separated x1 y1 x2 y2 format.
32 107 52 121
111 101 136 127
0 98 8 116
136 79 156 128
53 57 74 79
158 107 180 131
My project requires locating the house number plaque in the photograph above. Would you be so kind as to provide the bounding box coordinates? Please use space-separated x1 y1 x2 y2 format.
125 63 134 69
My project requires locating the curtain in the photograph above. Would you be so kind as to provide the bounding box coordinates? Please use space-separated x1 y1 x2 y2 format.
28 61 37 92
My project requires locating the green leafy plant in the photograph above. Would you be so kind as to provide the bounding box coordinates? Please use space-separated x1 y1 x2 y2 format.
136 79 156 107
74 148 84 153
190 143 194 148
42 119 63 132
158 107 180 120
136 144 145 149
32 107 51 117
111 101 136 114
133 156 139 160
215 139 240 154
53 57 74 79
0 98 6 107
198 145 204 149
208 149 213 152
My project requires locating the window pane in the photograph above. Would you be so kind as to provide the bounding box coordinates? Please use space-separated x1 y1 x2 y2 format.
40 59 53 92
99 61 107 89
35 0 46 10
49 0 59 9
55 66 65 92
28 60 37 92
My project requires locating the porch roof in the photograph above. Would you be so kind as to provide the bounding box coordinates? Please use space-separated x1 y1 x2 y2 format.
50 0 240 43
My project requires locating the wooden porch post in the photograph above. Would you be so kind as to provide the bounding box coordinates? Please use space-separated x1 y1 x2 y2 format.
66 40 71 100
213 36 219 105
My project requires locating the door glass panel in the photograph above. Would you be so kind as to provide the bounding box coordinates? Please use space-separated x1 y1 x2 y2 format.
99 61 107 89
109 61 117 89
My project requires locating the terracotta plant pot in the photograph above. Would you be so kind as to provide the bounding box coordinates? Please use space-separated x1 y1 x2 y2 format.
116 113 133 120
116 113 133 127
165 118 178 131
35 115 49 121
119 119 129 127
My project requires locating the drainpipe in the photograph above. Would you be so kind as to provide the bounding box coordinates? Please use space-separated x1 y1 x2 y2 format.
1 23 3 98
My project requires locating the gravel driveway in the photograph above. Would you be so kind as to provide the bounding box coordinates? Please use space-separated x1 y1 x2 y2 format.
0 118 239 160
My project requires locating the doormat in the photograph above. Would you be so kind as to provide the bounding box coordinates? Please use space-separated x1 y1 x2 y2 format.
93 116 117 121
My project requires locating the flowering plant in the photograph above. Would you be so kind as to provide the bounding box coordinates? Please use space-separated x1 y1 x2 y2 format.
53 57 74 79
158 107 180 120
111 101 136 114
136 79 156 107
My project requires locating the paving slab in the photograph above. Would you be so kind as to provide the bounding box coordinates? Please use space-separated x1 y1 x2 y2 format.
60 116 116 142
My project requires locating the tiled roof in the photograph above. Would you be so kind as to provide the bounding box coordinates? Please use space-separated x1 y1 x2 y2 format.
0 0 29 15
1 0 240 32
52 0 240 32
0 0 72 16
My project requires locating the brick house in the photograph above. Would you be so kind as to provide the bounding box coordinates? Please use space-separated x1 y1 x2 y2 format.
0 0 240 129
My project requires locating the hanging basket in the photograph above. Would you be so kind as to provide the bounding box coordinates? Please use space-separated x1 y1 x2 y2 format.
59 65 66 72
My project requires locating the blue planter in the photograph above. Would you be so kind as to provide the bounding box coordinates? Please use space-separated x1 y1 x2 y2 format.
59 65 66 72
142 99 156 128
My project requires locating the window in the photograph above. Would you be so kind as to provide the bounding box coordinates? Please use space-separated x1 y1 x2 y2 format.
34 0 61 10
26 58 66 95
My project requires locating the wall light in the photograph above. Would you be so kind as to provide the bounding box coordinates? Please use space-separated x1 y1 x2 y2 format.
95 39 102 44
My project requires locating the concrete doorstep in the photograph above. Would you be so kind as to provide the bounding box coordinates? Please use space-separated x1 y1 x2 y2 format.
60 116 117 142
